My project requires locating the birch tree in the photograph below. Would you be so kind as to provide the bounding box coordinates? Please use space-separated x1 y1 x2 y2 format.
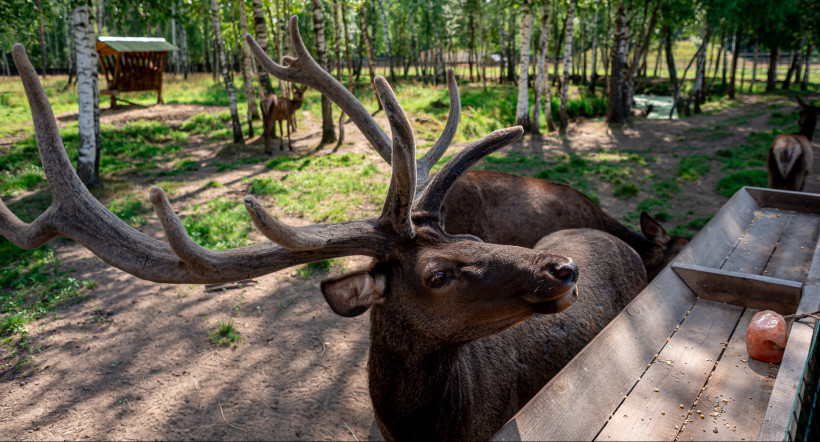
606 1 627 124
73 3 101 187
237 0 259 128
589 5 599 93
252 0 275 95
532 0 551 134
376 0 396 81
38 0 48 76
332 0 346 147
311 0 336 144
360 4 379 105
559 0 575 134
515 0 534 131
211 0 245 145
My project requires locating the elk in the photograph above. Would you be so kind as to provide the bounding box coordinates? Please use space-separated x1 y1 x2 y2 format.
767 96 819 191
260 84 307 154
6 39 648 441
251 19 687 281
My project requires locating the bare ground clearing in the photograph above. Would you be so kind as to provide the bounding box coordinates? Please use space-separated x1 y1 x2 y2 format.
1 94 818 440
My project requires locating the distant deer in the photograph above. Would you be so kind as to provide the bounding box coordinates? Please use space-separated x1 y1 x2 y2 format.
7 37 648 442
260 84 307 154
767 96 819 191
268 37 687 281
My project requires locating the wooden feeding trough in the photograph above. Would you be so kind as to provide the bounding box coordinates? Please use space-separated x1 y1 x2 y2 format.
95 36 178 107
494 187 820 441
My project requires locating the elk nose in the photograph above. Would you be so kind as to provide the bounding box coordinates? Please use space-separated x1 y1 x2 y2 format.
548 260 579 285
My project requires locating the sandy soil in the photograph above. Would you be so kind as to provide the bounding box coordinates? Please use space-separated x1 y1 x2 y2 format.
1 94 818 440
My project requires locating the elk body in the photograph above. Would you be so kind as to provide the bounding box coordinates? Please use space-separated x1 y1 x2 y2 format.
1 37 643 441
767 97 819 191
442 171 689 280
260 85 306 154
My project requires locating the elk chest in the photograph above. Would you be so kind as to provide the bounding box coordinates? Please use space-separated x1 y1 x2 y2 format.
494 186 820 441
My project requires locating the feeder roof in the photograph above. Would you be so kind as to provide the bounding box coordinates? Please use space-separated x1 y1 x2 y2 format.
97 36 178 53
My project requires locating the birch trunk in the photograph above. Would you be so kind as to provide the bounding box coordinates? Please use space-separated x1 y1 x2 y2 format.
237 0 259 122
311 0 336 144
172 3 179 75
360 4 378 97
802 43 812 90
663 24 681 118
559 0 575 134
376 0 395 81
766 46 778 92
38 0 48 76
624 6 658 116
532 0 551 134
728 25 741 99
332 0 345 147
589 6 599 93
251 0 275 95
750 43 758 92
507 13 516 82
181 5 189 78
515 0 533 131
689 23 711 114
73 4 101 187
341 0 354 91
477 0 486 88
497 1 505 83
211 0 245 145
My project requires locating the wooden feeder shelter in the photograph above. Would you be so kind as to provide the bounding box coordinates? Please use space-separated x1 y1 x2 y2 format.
96 36 178 107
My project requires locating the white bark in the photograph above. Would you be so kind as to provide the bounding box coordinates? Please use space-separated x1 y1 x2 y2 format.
590 6 599 87
515 0 533 131
532 1 550 134
237 0 259 120
211 0 245 145
312 0 336 144
559 0 575 134
172 3 179 75
73 4 101 187
750 42 757 92
376 0 395 81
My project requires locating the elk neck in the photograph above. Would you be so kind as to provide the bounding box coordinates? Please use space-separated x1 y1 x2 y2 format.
798 113 817 141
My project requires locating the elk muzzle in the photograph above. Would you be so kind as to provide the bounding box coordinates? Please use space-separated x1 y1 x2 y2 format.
523 251 579 314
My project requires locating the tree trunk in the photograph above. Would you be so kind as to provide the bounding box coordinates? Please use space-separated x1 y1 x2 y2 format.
507 12 517 82
782 45 800 89
251 0 275 95
468 8 476 81
515 0 534 131
766 46 778 92
688 22 711 114
802 43 812 90
532 0 551 134
341 0 354 91
624 5 657 116
359 3 379 107
477 0 486 88
172 3 179 75
552 6 567 87
211 0 245 145
589 5 598 91
73 3 101 187
376 0 395 81
728 25 741 99
663 24 681 118
38 0 49 76
311 0 336 145
237 0 259 139
332 0 345 147
606 1 627 124
1 45 9 76
497 1 505 83
181 0 189 78
750 42 758 92
559 0 575 134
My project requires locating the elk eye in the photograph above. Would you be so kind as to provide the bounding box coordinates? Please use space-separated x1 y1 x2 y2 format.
428 271 448 287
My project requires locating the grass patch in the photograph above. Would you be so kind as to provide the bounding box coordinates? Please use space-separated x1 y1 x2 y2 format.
296 259 342 279
676 155 712 181
182 197 254 249
716 170 768 197
613 182 640 199
107 193 148 227
209 319 241 346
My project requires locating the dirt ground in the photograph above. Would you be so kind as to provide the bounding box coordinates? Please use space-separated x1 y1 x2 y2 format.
1 94 818 441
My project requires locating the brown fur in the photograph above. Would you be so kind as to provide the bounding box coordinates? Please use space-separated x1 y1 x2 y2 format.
260 85 306 154
324 228 645 441
767 97 818 191
442 170 689 280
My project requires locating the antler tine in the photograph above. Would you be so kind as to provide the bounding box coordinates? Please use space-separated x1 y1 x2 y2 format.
244 195 393 256
374 76 416 239
413 126 524 225
245 16 393 163
149 186 221 271
416 69 461 187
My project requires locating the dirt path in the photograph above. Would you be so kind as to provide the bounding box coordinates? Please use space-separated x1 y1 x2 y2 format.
1 94 817 440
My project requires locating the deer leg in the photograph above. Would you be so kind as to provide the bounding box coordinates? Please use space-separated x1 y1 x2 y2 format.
287 117 293 151
263 111 272 156
278 120 284 150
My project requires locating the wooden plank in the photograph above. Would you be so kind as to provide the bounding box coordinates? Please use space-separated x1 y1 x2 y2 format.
807 238 820 283
672 263 803 315
595 300 743 441
675 188 759 268
491 266 696 441
764 213 820 283
677 309 778 441
721 209 790 275
746 187 820 215
758 282 820 440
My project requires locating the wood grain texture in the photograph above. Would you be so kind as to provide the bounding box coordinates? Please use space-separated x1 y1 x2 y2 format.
595 300 743 441
764 213 820 282
758 283 820 440
677 308 778 441
672 263 802 315
721 209 790 275
746 187 820 215
491 267 696 441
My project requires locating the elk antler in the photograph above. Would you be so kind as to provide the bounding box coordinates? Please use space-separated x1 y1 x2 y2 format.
245 15 461 191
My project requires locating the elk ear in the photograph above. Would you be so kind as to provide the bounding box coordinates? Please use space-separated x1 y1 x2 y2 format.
796 96 807 110
640 211 671 246
321 271 386 317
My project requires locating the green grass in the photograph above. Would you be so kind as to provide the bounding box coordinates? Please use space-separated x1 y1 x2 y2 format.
209 319 241 346
717 170 769 197
296 259 343 279
182 197 254 249
676 155 712 181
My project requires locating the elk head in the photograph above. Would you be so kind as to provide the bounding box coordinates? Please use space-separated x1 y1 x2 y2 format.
796 96 819 141
2 43 578 346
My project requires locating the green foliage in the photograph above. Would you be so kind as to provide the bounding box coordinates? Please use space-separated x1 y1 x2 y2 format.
0 164 45 195
107 194 148 227
676 155 712 181
182 197 254 250
717 170 769 197
296 259 341 279
613 182 640 199
209 319 241 346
